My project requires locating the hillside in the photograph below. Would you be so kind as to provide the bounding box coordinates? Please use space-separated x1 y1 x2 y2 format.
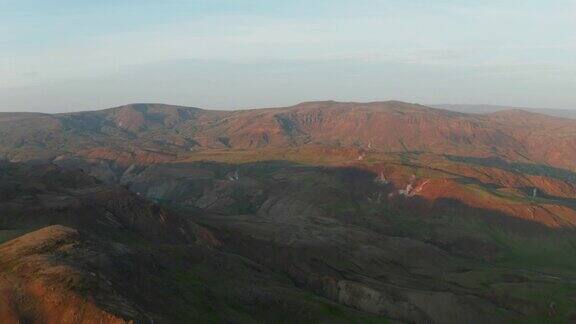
2 101 576 323
2 101 576 171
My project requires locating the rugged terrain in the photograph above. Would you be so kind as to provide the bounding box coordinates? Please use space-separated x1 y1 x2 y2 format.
2 101 576 323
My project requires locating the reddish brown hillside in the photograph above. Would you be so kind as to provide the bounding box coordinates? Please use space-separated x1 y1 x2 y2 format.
0 226 131 324
1 101 576 172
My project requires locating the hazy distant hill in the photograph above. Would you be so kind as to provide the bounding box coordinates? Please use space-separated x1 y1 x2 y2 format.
432 104 576 119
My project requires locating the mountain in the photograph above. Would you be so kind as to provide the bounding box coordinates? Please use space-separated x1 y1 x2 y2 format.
432 104 576 120
2 101 576 170
2 101 576 323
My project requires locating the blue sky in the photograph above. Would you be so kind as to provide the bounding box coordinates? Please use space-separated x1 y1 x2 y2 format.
0 0 575 112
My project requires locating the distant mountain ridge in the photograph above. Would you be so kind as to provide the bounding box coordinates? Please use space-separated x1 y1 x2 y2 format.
1 100 576 171
431 104 576 119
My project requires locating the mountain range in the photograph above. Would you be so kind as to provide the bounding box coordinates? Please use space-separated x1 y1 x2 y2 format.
2 101 576 170
2 101 576 323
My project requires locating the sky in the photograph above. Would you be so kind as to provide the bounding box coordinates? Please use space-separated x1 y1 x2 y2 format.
1 0 575 112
